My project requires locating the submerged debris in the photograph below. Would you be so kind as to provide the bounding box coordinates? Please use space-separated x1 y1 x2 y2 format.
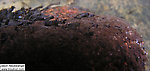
0 6 52 27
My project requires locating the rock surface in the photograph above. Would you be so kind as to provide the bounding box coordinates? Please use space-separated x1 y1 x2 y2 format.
0 6 147 71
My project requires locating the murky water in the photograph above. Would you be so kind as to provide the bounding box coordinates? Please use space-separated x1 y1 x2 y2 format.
0 0 150 70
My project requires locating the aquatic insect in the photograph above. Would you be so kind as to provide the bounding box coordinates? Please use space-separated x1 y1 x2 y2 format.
74 13 95 19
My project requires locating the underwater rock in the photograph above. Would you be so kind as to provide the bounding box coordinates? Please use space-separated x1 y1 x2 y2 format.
0 6 147 71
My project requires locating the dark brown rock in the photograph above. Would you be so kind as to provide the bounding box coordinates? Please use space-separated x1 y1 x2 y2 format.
0 6 147 71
